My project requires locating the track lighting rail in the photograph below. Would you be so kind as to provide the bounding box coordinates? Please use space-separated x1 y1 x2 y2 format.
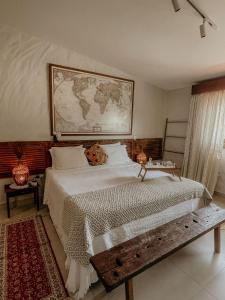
186 0 217 29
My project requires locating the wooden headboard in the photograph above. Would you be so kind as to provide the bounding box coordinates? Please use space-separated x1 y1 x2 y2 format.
0 138 162 178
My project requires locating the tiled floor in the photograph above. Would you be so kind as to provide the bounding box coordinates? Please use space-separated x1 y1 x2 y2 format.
1 195 225 300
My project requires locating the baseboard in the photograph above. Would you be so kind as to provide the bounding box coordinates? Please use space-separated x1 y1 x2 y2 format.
214 191 225 198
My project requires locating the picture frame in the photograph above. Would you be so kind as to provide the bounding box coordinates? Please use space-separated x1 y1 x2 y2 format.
49 64 134 136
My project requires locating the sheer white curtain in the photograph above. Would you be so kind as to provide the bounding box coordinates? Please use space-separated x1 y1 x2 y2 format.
183 90 225 195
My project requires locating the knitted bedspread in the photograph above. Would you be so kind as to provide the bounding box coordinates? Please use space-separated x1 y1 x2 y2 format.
62 176 211 265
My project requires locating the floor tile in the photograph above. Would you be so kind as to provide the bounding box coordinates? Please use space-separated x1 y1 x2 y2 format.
169 235 225 286
190 289 217 300
84 259 202 300
205 267 225 300
133 259 201 300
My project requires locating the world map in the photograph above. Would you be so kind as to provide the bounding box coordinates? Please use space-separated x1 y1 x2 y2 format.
52 67 134 134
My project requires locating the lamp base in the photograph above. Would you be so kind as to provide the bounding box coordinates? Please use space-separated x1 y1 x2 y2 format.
9 183 29 190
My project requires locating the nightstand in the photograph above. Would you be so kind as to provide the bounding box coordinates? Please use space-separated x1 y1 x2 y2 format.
4 184 39 218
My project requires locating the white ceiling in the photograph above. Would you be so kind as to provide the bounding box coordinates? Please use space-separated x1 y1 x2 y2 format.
1 0 225 90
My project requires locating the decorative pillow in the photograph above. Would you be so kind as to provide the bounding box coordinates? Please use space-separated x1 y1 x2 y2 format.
50 146 89 169
85 144 108 166
101 144 131 165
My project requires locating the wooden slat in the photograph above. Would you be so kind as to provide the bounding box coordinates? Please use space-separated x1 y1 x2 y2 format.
164 150 184 155
162 119 187 162
0 142 49 178
90 205 225 292
0 138 163 178
167 120 188 124
162 118 168 154
51 139 134 160
166 136 186 139
192 76 225 95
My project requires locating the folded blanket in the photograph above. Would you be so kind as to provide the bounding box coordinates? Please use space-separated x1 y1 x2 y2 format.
62 176 211 265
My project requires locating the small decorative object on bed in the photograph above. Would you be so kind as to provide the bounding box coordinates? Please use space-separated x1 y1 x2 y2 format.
49 64 134 136
85 144 107 165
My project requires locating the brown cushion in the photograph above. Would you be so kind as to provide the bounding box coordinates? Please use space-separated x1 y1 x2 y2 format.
85 144 108 166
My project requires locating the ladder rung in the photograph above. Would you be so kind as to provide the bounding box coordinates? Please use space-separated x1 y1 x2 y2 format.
166 136 186 139
164 150 184 155
167 120 188 124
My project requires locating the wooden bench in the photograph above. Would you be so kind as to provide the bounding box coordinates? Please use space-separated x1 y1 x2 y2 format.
90 205 225 300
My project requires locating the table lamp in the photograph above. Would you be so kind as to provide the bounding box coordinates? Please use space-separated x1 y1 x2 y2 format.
11 145 29 187
137 151 147 165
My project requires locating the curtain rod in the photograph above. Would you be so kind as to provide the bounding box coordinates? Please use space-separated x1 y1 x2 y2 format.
192 76 225 95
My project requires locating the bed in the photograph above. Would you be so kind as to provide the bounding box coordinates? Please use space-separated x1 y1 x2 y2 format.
43 159 211 299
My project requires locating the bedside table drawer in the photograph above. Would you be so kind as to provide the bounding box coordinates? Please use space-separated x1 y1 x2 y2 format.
9 189 33 197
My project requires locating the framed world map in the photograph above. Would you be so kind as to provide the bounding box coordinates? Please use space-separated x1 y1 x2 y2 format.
49 64 134 136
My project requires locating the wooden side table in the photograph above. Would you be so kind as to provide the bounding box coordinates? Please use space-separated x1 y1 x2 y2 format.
4 184 39 218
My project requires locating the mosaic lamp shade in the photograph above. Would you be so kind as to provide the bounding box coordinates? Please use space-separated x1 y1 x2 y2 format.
137 151 147 165
12 145 29 186
12 161 29 186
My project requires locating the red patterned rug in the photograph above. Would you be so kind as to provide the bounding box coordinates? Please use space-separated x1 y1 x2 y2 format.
0 216 68 300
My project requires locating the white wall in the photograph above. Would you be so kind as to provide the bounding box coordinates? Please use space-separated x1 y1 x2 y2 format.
0 24 167 204
165 87 191 121
0 24 166 141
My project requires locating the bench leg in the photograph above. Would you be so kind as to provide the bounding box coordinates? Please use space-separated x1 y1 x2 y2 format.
125 279 134 300
214 226 221 253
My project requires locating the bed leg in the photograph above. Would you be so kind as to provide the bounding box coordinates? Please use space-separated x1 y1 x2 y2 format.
125 279 134 300
214 226 221 253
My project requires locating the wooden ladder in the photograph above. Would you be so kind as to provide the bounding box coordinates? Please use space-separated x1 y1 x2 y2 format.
162 118 188 162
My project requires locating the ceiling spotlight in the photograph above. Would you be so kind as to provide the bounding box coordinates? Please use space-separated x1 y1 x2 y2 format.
200 18 206 38
171 0 217 39
171 0 181 12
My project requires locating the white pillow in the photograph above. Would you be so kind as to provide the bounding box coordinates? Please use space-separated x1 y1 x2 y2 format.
50 146 89 170
49 146 83 167
101 144 131 165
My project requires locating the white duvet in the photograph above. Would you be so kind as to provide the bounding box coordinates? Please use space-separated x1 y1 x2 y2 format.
43 162 204 299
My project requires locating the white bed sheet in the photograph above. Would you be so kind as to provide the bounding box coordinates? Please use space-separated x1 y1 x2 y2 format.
43 162 204 299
